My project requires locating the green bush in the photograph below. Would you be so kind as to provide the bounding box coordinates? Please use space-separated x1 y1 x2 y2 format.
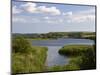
12 36 48 74
58 45 96 70
79 46 96 69
59 45 94 56
12 46 48 74
12 36 32 53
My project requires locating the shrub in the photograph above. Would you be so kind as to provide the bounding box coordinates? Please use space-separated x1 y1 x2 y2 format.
12 36 32 53
12 46 48 74
58 45 96 70
59 45 94 56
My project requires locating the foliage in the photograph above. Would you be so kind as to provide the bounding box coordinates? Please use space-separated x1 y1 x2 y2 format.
67 32 82 38
12 46 48 74
12 36 32 53
58 45 96 70
79 46 96 69
59 45 93 56
12 32 95 39
47 63 80 72
12 36 48 74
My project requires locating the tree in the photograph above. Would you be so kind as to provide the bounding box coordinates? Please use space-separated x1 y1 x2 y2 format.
68 32 82 38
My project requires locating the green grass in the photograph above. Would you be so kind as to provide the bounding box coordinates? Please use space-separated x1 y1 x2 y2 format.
58 45 96 70
12 36 48 74
12 46 48 74
59 45 94 56
47 56 83 72
27 38 51 41
47 63 80 72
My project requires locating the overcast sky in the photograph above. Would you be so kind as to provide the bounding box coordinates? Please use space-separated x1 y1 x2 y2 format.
12 0 96 33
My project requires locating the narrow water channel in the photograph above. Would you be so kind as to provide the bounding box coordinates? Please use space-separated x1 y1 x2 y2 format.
45 46 69 67
31 38 94 67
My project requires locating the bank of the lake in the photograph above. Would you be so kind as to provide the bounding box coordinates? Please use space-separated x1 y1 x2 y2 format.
12 37 48 74
58 45 96 70
27 38 51 41
12 46 48 74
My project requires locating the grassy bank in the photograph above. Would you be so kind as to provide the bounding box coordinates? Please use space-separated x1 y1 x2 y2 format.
58 45 96 70
59 45 94 56
47 63 80 72
27 38 51 41
12 36 48 74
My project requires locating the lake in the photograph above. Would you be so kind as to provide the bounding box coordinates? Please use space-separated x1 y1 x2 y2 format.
31 38 94 67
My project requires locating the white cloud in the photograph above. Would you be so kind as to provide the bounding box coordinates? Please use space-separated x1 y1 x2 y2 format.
12 16 40 23
12 5 23 14
43 16 64 24
71 14 95 23
61 8 95 23
44 16 50 19
12 16 27 23
21 2 38 13
38 6 61 15
63 9 95 23
21 2 37 7
18 2 61 15
78 9 95 15
63 11 73 16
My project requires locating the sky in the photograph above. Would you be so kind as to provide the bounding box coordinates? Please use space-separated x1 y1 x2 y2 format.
12 0 96 33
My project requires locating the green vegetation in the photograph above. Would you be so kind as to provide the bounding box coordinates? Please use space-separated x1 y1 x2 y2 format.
12 36 32 53
12 32 95 40
58 45 96 70
12 32 96 73
12 36 48 74
27 38 51 41
82 32 96 41
83 35 96 41
47 63 80 72
67 32 83 38
59 45 94 56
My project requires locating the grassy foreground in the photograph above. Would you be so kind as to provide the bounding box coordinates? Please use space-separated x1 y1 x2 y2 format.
12 36 48 74
47 63 80 72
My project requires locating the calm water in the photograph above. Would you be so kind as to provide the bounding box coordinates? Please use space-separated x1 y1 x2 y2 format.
31 38 94 67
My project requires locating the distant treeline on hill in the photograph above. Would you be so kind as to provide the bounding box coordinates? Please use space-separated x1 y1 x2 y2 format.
12 32 96 40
